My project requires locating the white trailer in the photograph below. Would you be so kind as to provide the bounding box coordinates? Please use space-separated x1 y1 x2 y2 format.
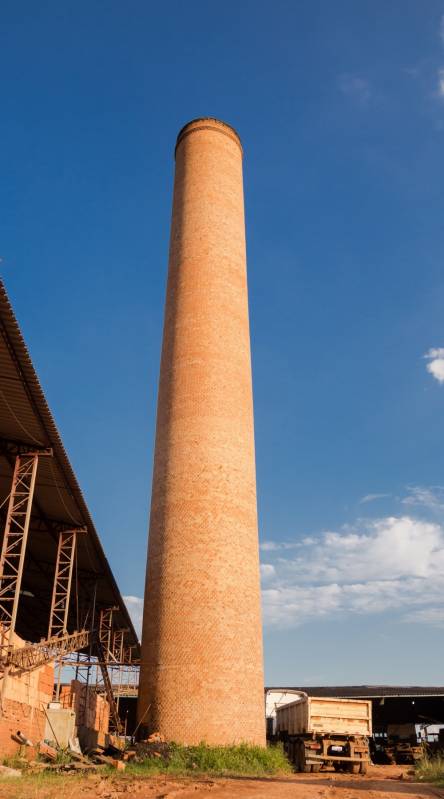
276 694 372 774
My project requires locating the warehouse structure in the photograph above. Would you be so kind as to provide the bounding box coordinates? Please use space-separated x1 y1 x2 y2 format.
266 686 444 738
0 278 139 753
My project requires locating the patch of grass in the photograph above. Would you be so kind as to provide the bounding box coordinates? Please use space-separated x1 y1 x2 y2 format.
416 753 444 784
127 742 291 777
1 754 24 770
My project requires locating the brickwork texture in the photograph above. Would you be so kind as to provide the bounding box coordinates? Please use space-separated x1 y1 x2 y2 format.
138 118 265 745
0 634 54 757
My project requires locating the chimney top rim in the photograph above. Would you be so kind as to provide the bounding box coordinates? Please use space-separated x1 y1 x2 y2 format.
175 118 242 157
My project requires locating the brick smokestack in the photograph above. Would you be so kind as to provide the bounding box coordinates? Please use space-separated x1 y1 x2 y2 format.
137 118 265 745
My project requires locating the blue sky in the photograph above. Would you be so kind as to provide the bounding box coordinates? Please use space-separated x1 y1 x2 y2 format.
2 0 444 685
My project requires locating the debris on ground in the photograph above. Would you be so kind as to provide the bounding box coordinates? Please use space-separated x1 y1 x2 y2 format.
134 740 172 763
11 731 33 747
146 731 166 744
3 730 173 776
38 741 58 761
0 765 22 778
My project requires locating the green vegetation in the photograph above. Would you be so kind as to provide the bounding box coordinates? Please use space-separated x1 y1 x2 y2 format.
416 753 444 784
0 742 291 799
1 754 24 770
127 742 292 776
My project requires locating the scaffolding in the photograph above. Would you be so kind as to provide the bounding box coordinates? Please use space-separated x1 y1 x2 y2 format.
0 449 52 653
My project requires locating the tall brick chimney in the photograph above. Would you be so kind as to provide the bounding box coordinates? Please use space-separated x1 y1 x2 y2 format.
137 118 265 745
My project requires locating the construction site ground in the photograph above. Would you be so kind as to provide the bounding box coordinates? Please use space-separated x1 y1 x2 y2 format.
0 764 442 799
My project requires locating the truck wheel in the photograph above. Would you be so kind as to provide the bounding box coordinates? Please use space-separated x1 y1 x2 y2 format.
289 741 297 770
296 740 311 773
348 763 360 774
359 760 367 775
311 764 321 773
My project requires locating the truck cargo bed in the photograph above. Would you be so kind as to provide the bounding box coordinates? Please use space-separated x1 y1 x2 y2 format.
276 695 372 737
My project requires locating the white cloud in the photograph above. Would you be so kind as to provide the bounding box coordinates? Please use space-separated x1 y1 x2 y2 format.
261 516 444 629
260 564 276 580
437 69 444 98
402 485 444 511
125 511 444 637
338 75 371 106
260 540 302 551
360 493 391 504
260 541 280 552
123 595 143 640
407 607 444 627
424 347 444 382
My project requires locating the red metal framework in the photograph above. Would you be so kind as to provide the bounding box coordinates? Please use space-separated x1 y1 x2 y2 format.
112 629 126 664
0 449 52 649
48 527 86 639
7 629 90 671
98 606 117 663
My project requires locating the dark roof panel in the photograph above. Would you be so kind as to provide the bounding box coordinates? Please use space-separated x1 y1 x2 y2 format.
266 686 444 698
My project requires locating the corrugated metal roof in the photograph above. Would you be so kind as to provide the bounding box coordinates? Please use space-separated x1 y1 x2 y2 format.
266 686 444 699
0 277 140 655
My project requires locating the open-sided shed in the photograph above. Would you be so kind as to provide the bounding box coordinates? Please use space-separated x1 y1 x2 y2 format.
0 278 139 657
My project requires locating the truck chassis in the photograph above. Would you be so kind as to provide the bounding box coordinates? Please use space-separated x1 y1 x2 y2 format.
284 733 370 774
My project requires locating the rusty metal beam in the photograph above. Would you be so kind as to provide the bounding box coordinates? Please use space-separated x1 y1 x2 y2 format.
48 527 86 639
98 607 118 663
7 628 89 671
0 449 52 648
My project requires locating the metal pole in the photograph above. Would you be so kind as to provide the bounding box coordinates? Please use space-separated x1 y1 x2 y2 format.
0 450 51 713
0 454 39 646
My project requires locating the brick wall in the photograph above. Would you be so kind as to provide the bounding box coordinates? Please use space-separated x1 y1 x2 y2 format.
60 680 110 740
0 634 54 757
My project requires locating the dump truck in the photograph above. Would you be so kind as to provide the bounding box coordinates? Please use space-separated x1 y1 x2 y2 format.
275 694 372 773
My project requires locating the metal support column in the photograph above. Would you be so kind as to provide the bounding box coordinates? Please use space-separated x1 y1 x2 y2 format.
112 629 125 664
97 607 123 734
48 527 86 639
111 629 126 711
0 449 51 650
98 607 118 663
48 526 86 700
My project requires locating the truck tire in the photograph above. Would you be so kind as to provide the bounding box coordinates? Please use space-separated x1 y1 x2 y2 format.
296 740 311 773
285 740 295 769
359 760 368 775
311 763 321 773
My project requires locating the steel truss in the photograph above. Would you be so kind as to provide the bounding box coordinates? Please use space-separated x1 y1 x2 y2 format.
7 628 90 671
0 449 52 649
48 527 86 639
112 629 126 664
96 636 124 734
60 609 138 735
98 607 117 662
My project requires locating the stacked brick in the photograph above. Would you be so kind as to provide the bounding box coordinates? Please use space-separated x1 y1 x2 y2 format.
0 634 54 757
138 118 265 746
60 680 110 746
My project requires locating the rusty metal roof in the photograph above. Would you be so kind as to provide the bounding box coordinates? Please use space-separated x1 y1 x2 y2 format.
0 277 140 654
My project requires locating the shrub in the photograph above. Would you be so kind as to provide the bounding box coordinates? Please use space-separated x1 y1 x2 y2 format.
416 753 444 783
128 742 291 777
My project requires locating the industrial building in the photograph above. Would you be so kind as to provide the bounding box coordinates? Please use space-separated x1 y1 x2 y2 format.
2 117 443 762
266 686 444 747
0 278 139 754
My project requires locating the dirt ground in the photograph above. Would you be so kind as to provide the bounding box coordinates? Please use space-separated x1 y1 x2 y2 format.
1 764 443 799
